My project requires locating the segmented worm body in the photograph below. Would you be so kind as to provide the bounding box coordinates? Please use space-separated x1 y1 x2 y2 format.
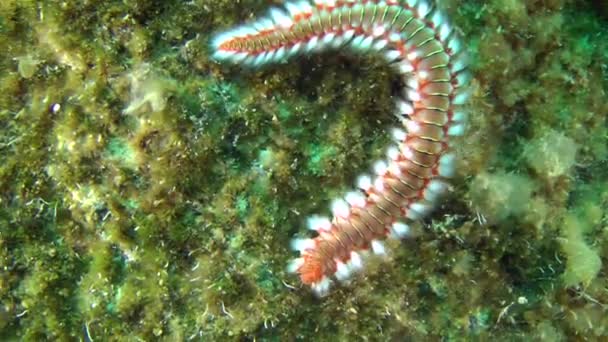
211 0 469 296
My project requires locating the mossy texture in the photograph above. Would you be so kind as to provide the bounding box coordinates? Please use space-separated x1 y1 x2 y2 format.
1 0 607 340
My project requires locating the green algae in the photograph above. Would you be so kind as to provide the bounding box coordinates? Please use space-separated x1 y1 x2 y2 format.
0 0 607 340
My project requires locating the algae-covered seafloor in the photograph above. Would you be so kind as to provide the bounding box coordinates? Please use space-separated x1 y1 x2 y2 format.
0 0 606 340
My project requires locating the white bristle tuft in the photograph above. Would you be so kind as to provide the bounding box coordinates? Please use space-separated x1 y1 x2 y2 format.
287 257 305 273
407 51 418 61
210 32 233 50
361 35 376 50
412 202 431 214
372 25 386 37
307 215 332 232
263 49 276 63
296 0 313 14
448 123 465 136
405 209 422 220
388 32 401 42
390 222 411 239
407 202 431 220
312 277 331 297
230 52 249 63
395 61 414 74
373 177 385 192
305 36 320 52
439 23 452 42
406 77 419 90
450 58 467 74
447 37 462 55
418 70 428 80
438 153 456 177
391 128 407 142
452 110 467 123
416 0 431 17
290 238 316 252
252 18 272 32
454 71 471 88
397 100 414 115
384 50 402 62
431 11 444 27
334 260 351 281
349 251 363 270
371 240 387 256
329 35 346 49
374 161 388 176
424 180 448 201
342 29 355 43
405 89 421 102
322 32 336 46
453 89 470 105
274 46 286 61
345 191 367 208
423 191 440 203
387 146 401 161
251 52 267 67
212 50 236 61
357 175 372 191
405 201 432 220
350 35 365 49
269 8 293 28
405 119 421 133
331 198 351 218
287 42 302 56
241 55 255 67
428 179 448 194
231 27 255 38
372 39 389 51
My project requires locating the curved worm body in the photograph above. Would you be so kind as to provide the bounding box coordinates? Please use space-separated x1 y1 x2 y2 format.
211 0 469 296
